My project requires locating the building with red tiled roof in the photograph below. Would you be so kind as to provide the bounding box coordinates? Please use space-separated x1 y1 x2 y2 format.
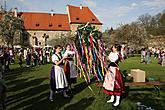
0 5 102 47
19 12 71 46
67 5 102 33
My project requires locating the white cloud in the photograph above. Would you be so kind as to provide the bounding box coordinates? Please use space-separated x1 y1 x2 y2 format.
109 3 138 17
94 2 139 29
141 0 165 8
84 0 97 8
19 0 25 2
131 3 138 7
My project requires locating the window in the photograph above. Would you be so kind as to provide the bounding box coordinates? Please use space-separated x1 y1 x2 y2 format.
36 24 40 26
35 37 38 45
49 24 53 27
58 24 62 27
92 19 95 21
76 18 79 20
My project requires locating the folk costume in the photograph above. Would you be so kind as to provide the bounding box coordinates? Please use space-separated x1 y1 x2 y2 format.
103 51 124 106
64 50 77 85
49 53 68 101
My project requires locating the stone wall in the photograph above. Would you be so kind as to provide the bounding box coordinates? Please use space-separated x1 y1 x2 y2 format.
27 30 71 47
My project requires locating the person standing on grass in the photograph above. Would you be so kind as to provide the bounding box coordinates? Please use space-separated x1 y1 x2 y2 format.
103 44 125 107
162 50 165 66
32 49 38 66
49 45 69 102
26 50 31 67
9 48 14 64
4 48 10 71
64 44 77 94
18 49 23 68
141 48 146 63
146 49 151 64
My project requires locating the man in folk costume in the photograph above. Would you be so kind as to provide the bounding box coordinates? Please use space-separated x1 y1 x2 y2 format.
49 45 69 102
103 44 125 106
64 44 77 92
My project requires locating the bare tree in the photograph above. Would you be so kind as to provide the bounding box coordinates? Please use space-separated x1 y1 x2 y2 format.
159 12 165 35
113 22 148 49
138 13 152 27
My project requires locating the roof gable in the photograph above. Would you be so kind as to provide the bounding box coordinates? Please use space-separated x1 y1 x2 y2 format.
67 5 102 25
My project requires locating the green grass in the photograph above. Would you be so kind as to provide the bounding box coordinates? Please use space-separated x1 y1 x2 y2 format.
5 57 165 110
120 57 165 81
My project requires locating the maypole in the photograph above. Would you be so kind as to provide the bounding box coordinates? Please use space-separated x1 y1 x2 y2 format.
74 23 107 83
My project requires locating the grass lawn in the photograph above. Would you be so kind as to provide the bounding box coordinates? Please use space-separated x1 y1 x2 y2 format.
5 56 165 110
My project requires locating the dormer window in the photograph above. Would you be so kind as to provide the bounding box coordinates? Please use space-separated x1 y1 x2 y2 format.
36 23 40 26
49 24 53 27
58 24 62 27
76 18 79 20
92 19 95 21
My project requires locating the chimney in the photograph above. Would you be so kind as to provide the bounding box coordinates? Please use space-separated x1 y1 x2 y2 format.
14 7 18 17
80 4 83 10
51 9 54 16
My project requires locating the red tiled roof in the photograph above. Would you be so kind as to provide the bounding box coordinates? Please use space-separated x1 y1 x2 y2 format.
67 5 102 25
19 12 70 31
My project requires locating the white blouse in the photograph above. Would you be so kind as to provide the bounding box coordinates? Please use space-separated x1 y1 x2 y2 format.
64 50 75 57
52 54 61 63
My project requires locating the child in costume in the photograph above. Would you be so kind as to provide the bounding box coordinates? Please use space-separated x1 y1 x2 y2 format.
64 44 77 93
49 45 69 102
103 44 124 106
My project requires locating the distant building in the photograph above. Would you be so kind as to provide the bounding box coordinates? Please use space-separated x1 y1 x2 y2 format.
20 12 71 47
67 5 102 34
0 5 102 47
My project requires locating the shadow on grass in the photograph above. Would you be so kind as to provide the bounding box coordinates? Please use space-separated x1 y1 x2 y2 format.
6 77 47 107
64 97 95 110
72 81 88 95
127 88 165 110
6 78 89 110
7 83 50 110
25 81 89 110
7 77 45 92
23 92 72 110
5 66 37 81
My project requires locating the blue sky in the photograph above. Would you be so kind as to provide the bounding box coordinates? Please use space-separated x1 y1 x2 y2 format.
0 0 165 31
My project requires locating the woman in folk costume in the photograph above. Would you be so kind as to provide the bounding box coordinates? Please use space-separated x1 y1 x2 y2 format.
64 44 77 92
49 45 69 102
103 44 125 106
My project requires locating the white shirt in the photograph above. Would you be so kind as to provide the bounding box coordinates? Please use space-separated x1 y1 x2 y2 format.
52 54 61 63
64 50 75 57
